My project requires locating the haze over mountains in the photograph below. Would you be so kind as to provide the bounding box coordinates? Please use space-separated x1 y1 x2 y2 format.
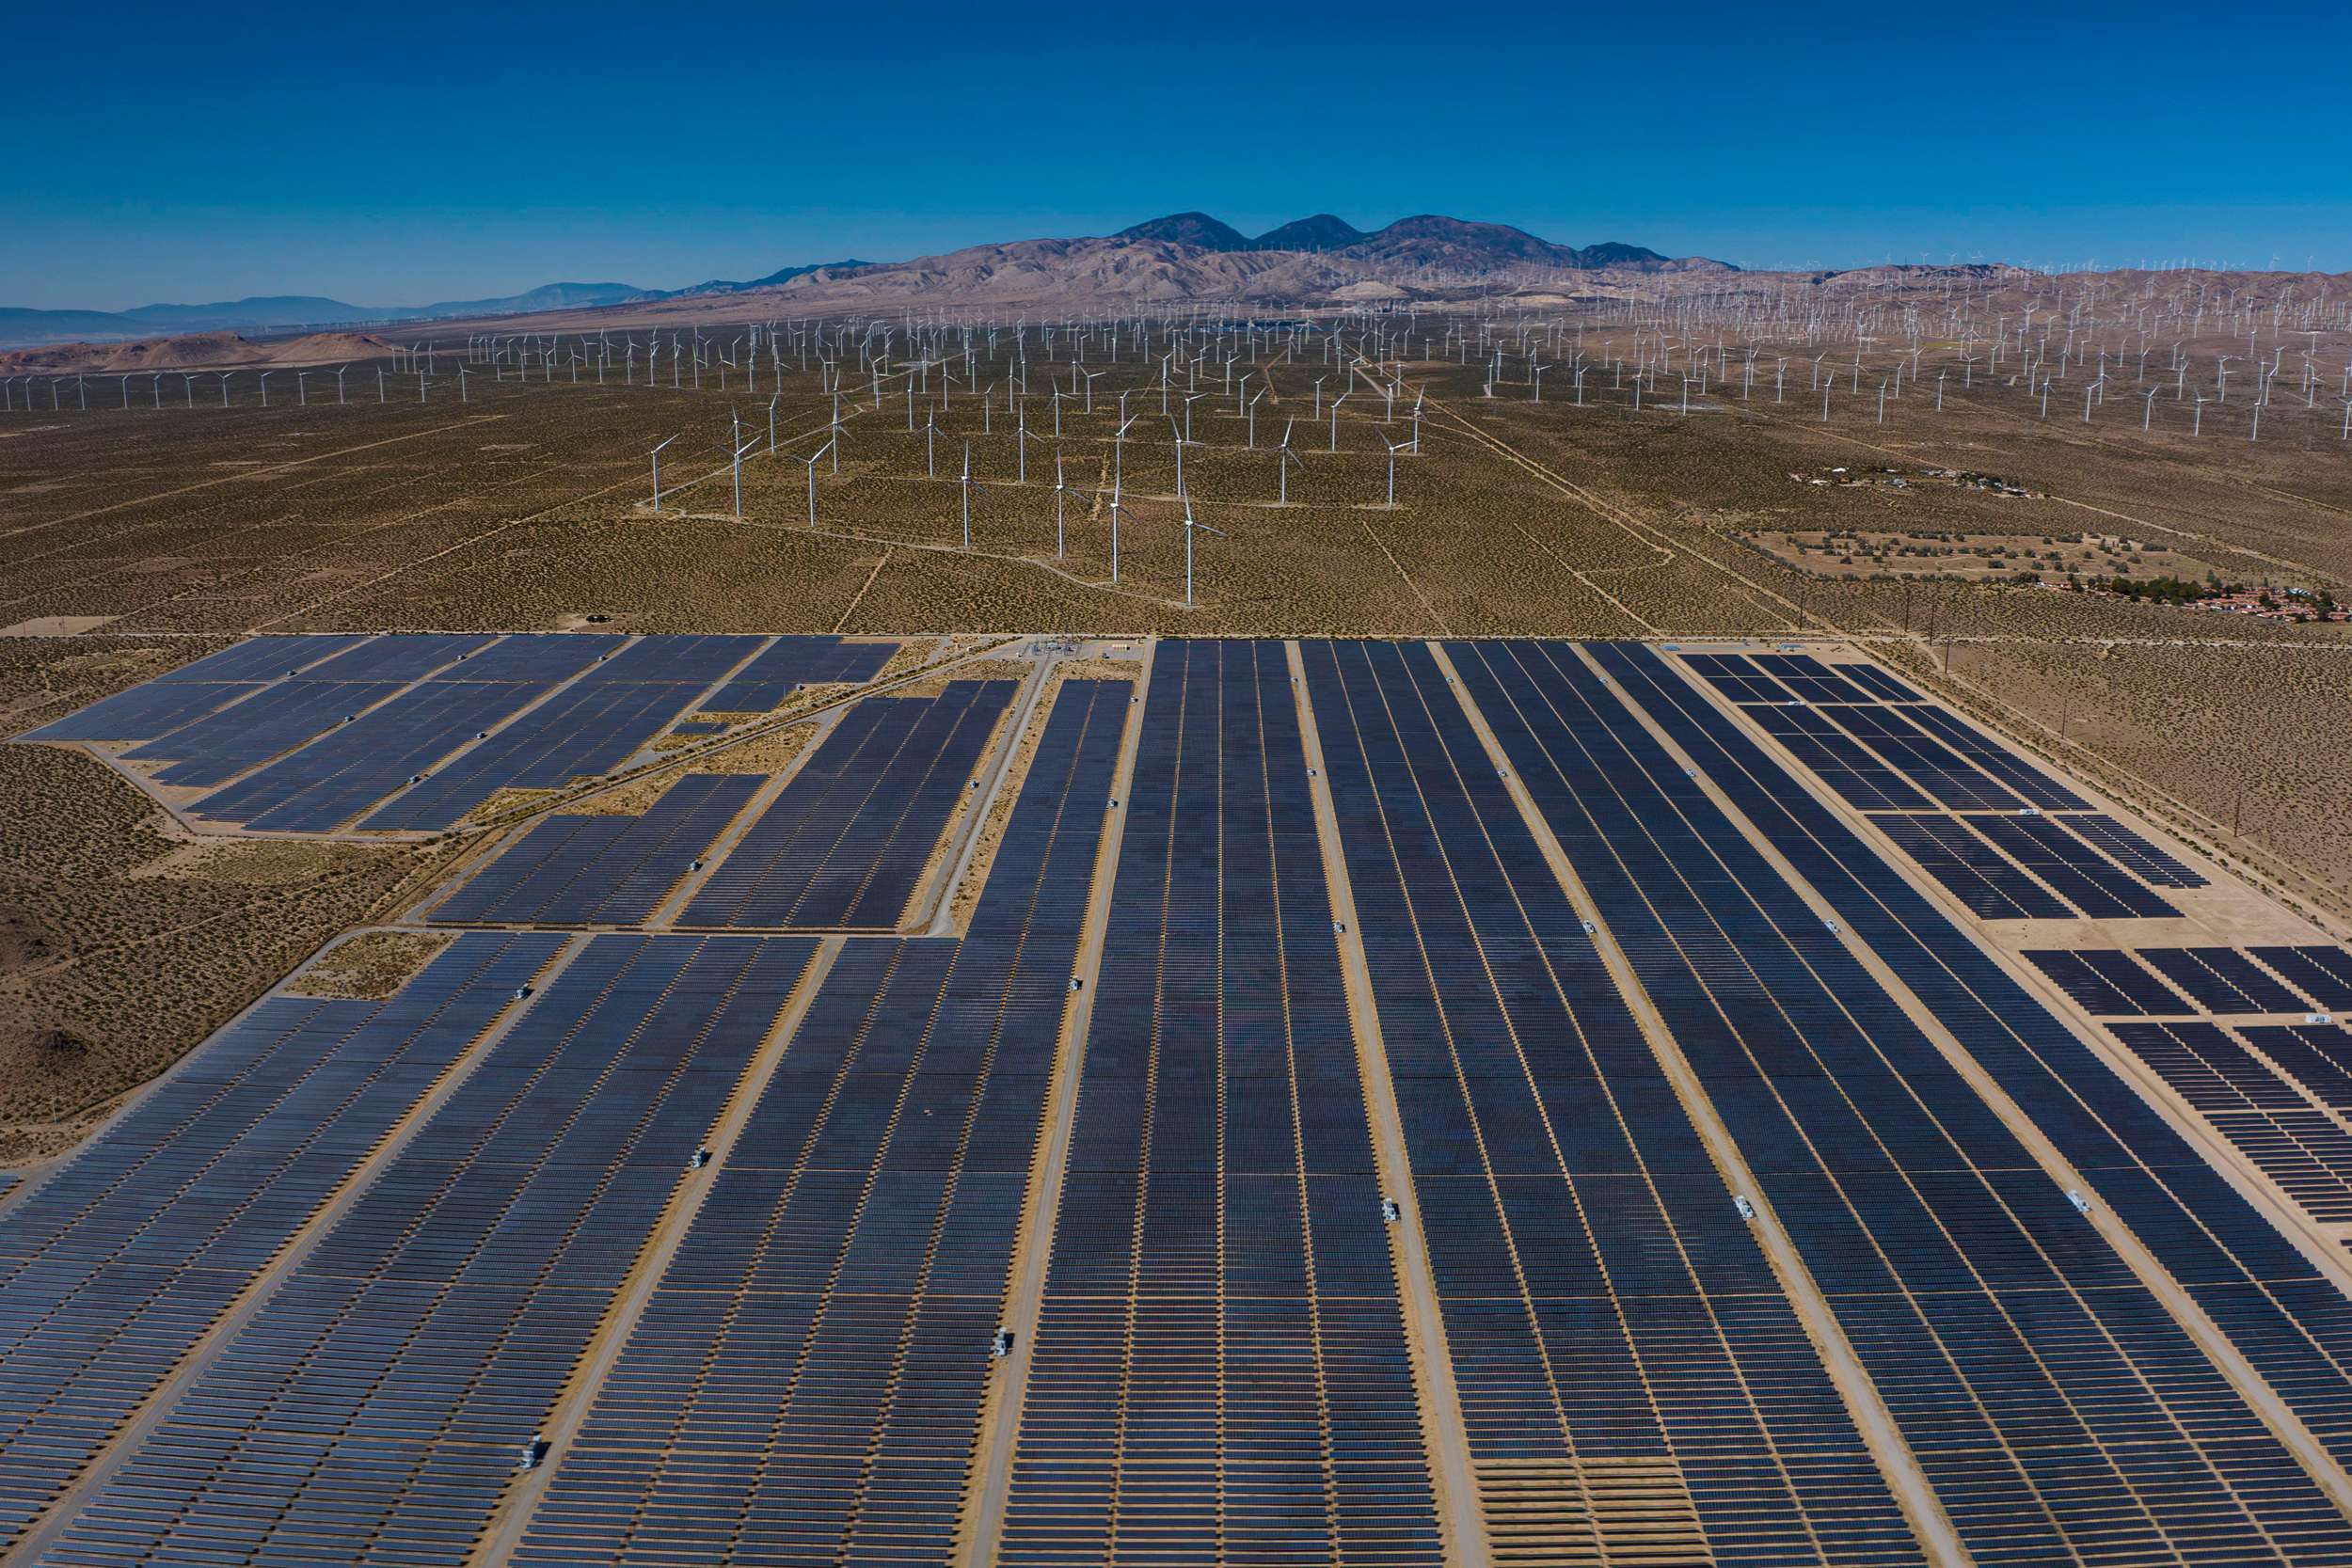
0 213 1727 348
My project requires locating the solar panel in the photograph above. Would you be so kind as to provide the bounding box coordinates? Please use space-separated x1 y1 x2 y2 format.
1869 813 2073 918
189 638 615 832
1456 638 2352 1565
512 681 1128 1568
1821 705 2025 809
2057 815 2210 888
151 635 373 683
2239 1023 2352 1112
2136 948 2310 1014
1004 646 1436 1565
2249 947 2352 1010
1902 704 2087 808
1311 640 1918 1565
34 933 820 1568
681 680 1017 928
127 678 415 786
430 774 765 926
0 932 563 1554
2110 1022 2352 1219
2025 949 2176 1016
362 636 767 830
704 636 901 712
1963 813 2178 918
1590 639 2352 1510
1838 663 1926 702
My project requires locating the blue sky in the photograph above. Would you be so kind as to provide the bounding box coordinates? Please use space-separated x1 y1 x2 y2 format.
11 0 2350 310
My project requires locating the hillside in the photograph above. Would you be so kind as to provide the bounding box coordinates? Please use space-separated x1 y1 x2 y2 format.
0 331 400 375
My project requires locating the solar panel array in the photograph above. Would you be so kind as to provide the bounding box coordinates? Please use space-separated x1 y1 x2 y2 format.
1001 644 1438 1564
22 637 358 742
2023 948 2196 1016
364 635 766 830
1461 639 2352 1566
0 931 561 1556
1963 814 2180 918
2255 946 2352 1009
701 636 900 711
37 933 818 1568
2060 814 2210 888
513 679 1128 1567
2108 1022 2352 1219
191 636 614 832
28 638 2352 1566
682 679 1018 928
1601 638 2352 1542
429 774 766 927
2136 947 2312 1014
2241 1022 2352 1112
1744 705 1932 810
1311 641 1919 1566
1870 814 2073 918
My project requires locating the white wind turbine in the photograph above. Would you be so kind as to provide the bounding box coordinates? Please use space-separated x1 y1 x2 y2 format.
1180 491 1223 609
642 435 677 511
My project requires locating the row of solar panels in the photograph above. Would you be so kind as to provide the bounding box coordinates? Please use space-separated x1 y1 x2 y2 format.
21 634 897 834
1600 639 2352 1558
512 678 1133 1567
1006 643 1438 1563
2029 944 2352 1017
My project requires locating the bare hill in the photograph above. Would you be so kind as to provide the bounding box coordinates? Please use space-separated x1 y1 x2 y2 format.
0 331 399 375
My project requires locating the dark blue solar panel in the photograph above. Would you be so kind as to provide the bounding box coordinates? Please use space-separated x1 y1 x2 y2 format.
1869 813 2073 918
1963 814 2178 918
187 638 618 832
1750 653 1875 703
2111 1022 2352 1220
130 679 411 786
297 632 494 682
2250 948 2352 1011
2240 1023 2352 1112
2024 949 2182 1016
431 774 766 926
151 636 371 683
683 680 1018 928
704 636 901 712
20 640 377 741
19 679 262 742
2058 815 2210 888
1310 640 1919 1565
0 932 562 1554
361 637 766 830
2135 949 2309 1014
34 933 819 1568
1005 645 1436 1565
1822 706 2024 809
1592 639 2352 1504
513 681 1127 1568
1452 638 2352 1565
1743 704 1932 810
1839 663 1926 702
1903 704 2088 808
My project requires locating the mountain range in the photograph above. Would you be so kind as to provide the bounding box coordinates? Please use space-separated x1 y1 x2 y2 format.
0 214 1731 348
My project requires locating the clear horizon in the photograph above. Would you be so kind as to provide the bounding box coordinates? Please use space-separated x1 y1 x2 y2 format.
12 0 2346 311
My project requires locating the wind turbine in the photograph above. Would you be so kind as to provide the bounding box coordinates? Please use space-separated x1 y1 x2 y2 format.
725 424 761 517
1180 491 1223 608
1276 418 1303 506
793 440 832 528
642 435 677 512
1382 435 1410 509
